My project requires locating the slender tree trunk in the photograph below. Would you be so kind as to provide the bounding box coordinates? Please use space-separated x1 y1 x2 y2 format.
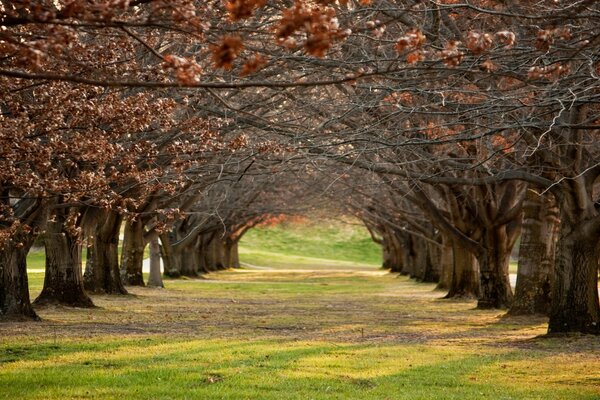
476 226 514 309
510 192 557 315
445 242 479 299
0 236 38 320
547 223 600 334
34 218 94 307
84 211 127 294
147 237 164 288
120 219 145 286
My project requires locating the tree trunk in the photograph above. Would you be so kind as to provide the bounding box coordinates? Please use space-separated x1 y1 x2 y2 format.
0 236 38 320
384 231 404 273
147 237 164 288
84 211 127 294
160 233 179 277
180 239 199 277
205 235 227 272
400 234 416 276
547 226 600 334
476 226 514 309
421 239 441 283
510 191 557 315
436 236 454 290
120 219 145 286
227 240 241 269
445 242 479 299
34 217 94 307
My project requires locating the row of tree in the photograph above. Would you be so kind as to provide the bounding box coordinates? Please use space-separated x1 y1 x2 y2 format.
1 0 599 334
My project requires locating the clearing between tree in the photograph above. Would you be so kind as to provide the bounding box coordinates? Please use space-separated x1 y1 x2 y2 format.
1 221 599 399
2 268 599 399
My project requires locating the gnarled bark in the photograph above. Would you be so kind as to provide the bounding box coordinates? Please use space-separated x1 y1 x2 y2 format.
476 223 519 309
0 236 38 320
34 216 94 307
445 241 479 299
159 233 178 277
120 218 145 286
436 235 454 290
84 211 127 294
510 191 557 315
225 239 240 269
548 224 600 334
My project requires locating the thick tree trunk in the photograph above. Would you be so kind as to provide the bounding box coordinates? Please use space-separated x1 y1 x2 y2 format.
510 192 557 315
84 211 127 294
160 233 179 277
120 219 145 286
547 228 600 334
226 240 240 269
476 226 514 309
0 236 38 320
384 231 404 273
436 236 454 290
445 242 479 299
421 239 441 283
147 237 164 288
205 235 227 272
400 234 416 276
34 218 94 307
412 237 428 280
180 240 199 277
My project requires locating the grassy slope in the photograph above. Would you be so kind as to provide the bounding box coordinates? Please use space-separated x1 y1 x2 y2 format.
238 219 381 269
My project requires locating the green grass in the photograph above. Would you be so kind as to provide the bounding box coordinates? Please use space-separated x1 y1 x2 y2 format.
6 218 598 399
239 219 381 268
2 270 599 400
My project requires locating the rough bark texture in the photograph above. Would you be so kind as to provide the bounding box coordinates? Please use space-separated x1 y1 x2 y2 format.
0 236 38 320
548 228 600 334
34 217 94 307
159 233 178 277
382 229 404 273
204 235 226 272
226 240 241 269
510 191 557 315
436 236 454 290
84 211 127 294
400 234 416 277
179 239 198 277
147 237 164 288
445 242 479 299
476 225 516 309
120 219 145 286
421 238 441 283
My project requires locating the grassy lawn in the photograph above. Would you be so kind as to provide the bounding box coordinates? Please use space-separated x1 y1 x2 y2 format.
238 219 381 269
3 269 599 400
5 219 598 399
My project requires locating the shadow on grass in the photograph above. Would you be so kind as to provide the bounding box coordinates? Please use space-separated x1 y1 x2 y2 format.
2 338 598 400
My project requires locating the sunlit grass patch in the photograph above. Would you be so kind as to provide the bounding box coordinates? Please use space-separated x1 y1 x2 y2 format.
1 336 598 400
5 219 599 399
